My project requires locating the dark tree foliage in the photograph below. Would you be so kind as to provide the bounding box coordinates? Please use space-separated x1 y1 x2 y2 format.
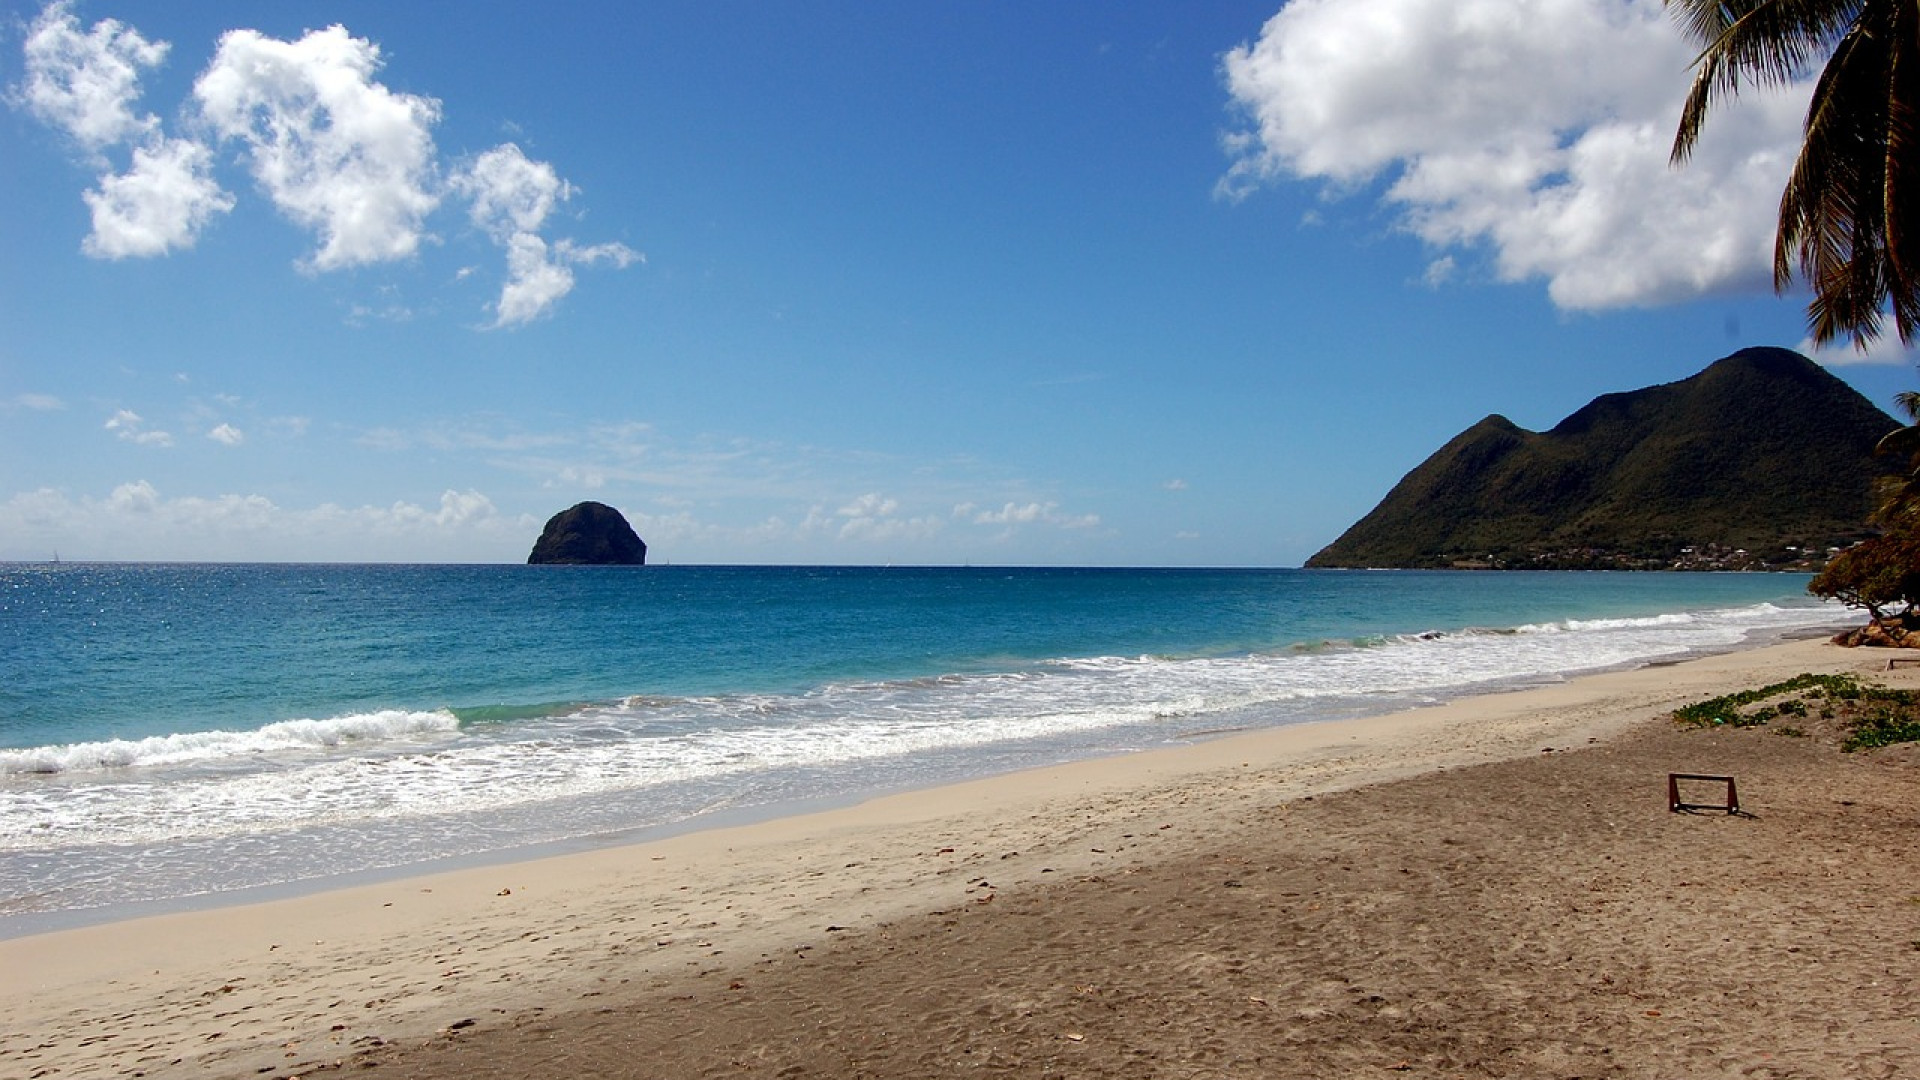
1808 529 1920 621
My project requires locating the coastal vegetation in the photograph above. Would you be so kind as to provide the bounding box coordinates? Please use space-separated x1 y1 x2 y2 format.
1807 531 1920 633
1808 392 1920 641
1307 348 1897 569
1674 672 1920 751
1668 0 1919 350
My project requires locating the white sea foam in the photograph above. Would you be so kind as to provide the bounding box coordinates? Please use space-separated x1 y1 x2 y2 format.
0 709 459 777
0 594 1844 919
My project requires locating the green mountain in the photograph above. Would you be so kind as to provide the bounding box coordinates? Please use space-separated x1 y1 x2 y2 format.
1306 347 1900 570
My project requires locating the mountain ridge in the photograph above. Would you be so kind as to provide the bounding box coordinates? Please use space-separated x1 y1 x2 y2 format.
1306 348 1900 570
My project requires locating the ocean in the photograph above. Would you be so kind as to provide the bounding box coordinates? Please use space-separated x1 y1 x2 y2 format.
0 563 1841 934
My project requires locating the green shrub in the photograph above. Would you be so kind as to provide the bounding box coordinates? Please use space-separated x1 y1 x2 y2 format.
1674 673 1920 752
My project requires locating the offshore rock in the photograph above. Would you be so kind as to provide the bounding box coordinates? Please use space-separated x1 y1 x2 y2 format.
528 502 648 565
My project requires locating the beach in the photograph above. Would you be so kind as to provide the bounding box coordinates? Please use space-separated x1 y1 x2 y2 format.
4 634 1915 1079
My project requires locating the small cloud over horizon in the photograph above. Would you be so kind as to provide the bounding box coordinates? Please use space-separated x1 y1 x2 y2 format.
0 481 533 562
104 407 171 446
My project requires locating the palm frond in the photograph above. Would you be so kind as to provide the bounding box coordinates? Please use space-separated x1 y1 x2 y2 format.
1667 1 1914 346
1669 1 1865 157
1883 1 1920 342
1776 7 1894 347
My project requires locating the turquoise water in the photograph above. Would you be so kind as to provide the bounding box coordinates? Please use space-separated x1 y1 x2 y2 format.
0 564 1838 928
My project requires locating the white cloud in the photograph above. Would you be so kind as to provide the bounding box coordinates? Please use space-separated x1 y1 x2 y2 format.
15 7 632 325
966 501 1101 530
1798 334 1920 368
15 0 163 151
207 422 244 445
560 239 641 269
495 232 577 327
11 393 65 411
1162 478 1189 491
106 478 159 512
104 408 172 446
0 483 533 562
804 492 945 544
971 501 1048 525
193 25 442 270
1220 0 1808 309
453 143 640 326
392 489 500 528
459 142 572 237
82 135 233 257
839 492 900 519
16 3 232 257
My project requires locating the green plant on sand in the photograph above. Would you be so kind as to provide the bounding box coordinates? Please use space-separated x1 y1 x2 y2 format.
1674 672 1920 751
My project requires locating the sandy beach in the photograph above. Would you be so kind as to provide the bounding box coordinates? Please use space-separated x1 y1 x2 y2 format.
4 635 1916 1079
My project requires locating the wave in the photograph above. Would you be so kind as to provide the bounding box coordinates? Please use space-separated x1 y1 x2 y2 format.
1525 602 1788 634
0 593 1848 868
0 708 460 776
2 601 1828 783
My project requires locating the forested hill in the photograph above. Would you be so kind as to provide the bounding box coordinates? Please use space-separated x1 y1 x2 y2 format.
1306 348 1900 571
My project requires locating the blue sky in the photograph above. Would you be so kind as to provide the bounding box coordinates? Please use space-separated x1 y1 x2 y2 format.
2 0 1915 565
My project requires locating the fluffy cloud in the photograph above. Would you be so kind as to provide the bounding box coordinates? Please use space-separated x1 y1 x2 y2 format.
459 142 571 237
206 422 244 446
17 2 231 256
15 0 161 151
454 143 641 326
12 4 635 322
82 136 233 257
193 25 442 270
495 233 577 327
106 478 160 512
1220 0 1808 309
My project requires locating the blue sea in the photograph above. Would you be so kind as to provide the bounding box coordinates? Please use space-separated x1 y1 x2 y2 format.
0 564 1841 934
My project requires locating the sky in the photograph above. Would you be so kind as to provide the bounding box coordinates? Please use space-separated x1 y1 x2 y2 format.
2 0 1916 566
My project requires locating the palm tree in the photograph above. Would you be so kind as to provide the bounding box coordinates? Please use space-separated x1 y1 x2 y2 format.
1872 389 1920 523
1667 0 1919 350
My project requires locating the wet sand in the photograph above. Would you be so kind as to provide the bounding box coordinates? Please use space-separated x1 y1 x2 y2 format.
4 636 1916 1078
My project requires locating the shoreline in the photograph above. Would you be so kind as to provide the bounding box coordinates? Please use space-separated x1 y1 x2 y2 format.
3 634 1909 1079
0 619 1840 942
